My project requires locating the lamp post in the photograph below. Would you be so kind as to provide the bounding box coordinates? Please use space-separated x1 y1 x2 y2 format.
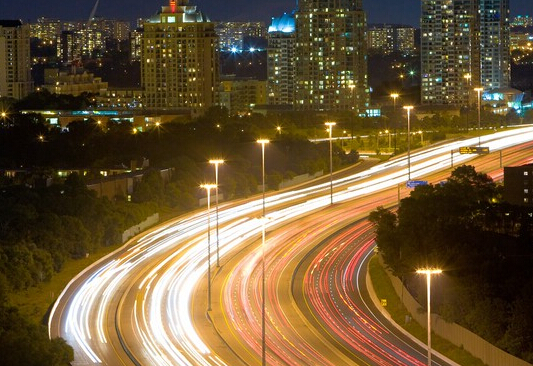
403 106 414 180
464 74 471 131
416 268 442 366
391 93 399 153
256 139 269 366
474 87 483 146
209 159 224 267
200 183 217 312
385 129 391 149
325 122 336 205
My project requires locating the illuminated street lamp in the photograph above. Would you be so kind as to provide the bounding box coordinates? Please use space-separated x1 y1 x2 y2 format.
416 268 442 366
391 93 399 152
256 138 269 366
385 129 391 149
209 159 224 267
474 87 483 146
276 125 282 134
464 74 472 131
403 106 414 180
325 122 336 205
200 183 217 312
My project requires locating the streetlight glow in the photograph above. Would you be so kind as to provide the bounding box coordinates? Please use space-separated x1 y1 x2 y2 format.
209 159 224 267
200 183 217 312
325 122 336 205
416 268 442 366
403 106 414 180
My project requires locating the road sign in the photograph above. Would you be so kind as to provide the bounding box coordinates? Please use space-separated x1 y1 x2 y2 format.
459 146 490 155
406 180 428 188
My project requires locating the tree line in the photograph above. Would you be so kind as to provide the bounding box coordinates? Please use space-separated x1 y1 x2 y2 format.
370 165 533 362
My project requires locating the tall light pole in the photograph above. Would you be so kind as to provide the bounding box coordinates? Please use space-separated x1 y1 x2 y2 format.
474 87 483 146
416 268 442 366
209 159 224 267
464 74 471 131
256 139 269 366
391 93 399 153
403 106 414 180
200 183 216 312
325 122 336 205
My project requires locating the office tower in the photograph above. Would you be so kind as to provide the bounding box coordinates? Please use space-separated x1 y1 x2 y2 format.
294 0 369 112
421 0 509 105
141 0 218 115
0 20 33 100
267 13 296 106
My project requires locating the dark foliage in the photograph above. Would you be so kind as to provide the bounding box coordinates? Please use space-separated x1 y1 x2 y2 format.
370 165 533 362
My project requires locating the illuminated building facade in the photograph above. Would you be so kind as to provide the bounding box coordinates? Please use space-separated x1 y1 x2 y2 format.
141 0 218 115
421 0 509 106
218 77 267 115
267 13 296 106
0 20 33 99
367 24 415 55
215 22 265 51
294 0 369 112
31 17 61 45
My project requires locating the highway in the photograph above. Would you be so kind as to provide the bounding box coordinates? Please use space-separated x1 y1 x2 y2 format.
48 126 533 365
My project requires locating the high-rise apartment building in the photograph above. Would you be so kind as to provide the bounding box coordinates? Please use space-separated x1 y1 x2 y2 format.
267 13 296 106
141 0 218 115
367 24 416 55
215 22 265 51
479 0 510 90
31 17 61 45
294 0 369 112
421 0 510 105
0 20 33 100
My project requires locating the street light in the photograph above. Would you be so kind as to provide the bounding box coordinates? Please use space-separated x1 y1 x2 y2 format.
325 122 336 205
200 183 217 312
416 268 442 366
385 129 391 149
464 74 472 131
474 87 483 147
391 93 399 152
256 138 269 366
209 159 224 267
403 106 414 180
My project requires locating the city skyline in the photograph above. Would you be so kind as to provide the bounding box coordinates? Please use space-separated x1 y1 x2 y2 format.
0 0 530 26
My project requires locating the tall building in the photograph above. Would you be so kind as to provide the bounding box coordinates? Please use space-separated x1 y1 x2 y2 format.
0 20 33 100
215 22 265 51
421 0 510 106
479 0 510 90
367 24 416 55
31 17 61 45
267 13 296 106
141 0 218 115
294 0 369 112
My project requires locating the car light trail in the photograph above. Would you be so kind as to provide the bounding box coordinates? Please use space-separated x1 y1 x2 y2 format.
49 126 533 366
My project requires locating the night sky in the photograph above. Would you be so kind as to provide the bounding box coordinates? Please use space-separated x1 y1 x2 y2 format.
0 0 530 26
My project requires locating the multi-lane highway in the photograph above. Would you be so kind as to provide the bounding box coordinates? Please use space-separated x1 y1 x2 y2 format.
49 126 533 365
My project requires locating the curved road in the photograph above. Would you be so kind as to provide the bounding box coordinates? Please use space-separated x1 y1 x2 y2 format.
49 127 533 365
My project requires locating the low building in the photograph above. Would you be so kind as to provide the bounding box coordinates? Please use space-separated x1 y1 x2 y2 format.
504 164 533 206
42 68 108 96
